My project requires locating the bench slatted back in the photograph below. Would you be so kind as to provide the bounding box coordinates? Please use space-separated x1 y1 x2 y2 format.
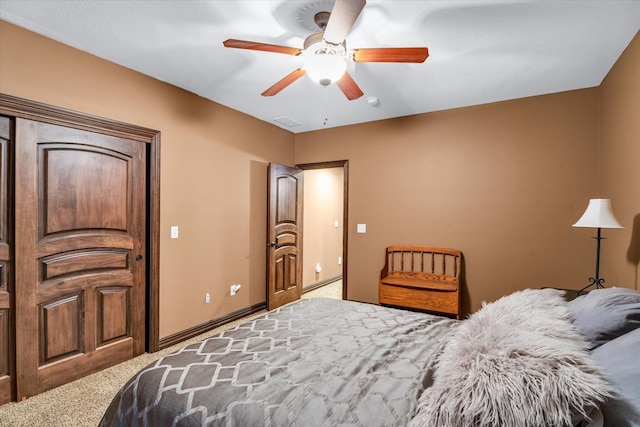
385 246 461 279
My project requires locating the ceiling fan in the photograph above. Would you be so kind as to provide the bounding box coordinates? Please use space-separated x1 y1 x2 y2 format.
223 0 429 101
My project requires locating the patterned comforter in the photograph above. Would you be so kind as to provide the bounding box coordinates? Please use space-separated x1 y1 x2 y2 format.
100 298 459 427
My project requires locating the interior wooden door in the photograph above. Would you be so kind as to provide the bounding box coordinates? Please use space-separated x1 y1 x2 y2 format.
14 119 146 399
0 116 14 404
267 163 303 310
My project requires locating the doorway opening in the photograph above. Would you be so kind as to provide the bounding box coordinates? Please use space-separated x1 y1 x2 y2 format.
298 160 348 300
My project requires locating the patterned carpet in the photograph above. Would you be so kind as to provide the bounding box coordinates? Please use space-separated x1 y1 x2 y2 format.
0 281 342 427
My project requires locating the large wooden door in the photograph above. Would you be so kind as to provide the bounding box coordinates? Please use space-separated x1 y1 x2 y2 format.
14 119 146 399
0 116 14 404
267 164 303 310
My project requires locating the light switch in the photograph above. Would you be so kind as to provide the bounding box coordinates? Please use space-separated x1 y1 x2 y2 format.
357 224 366 233
334 220 339 228
170 226 179 239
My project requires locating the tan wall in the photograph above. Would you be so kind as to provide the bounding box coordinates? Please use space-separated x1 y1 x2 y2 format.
0 21 295 338
1 19 637 338
302 168 344 288
599 31 640 291
295 89 600 313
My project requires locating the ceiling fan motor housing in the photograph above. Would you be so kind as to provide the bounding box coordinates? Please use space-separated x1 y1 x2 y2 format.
303 32 346 55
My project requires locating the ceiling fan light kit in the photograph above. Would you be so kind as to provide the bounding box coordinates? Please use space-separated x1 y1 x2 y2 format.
223 0 428 100
305 53 347 86
303 33 348 86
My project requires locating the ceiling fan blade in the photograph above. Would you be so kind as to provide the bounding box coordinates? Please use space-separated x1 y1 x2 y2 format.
336 71 364 101
323 0 366 46
352 47 429 63
261 69 306 97
223 39 302 56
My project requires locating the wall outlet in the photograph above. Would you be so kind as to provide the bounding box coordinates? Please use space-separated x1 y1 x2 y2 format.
170 226 179 239
205 292 210 304
230 284 241 296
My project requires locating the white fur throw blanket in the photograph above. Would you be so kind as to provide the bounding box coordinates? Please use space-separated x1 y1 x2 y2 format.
411 288 612 427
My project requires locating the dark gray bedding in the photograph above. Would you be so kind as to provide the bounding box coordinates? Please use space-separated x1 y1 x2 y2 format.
100 298 459 427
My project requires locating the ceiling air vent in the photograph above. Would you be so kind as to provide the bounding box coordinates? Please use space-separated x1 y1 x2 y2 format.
273 116 301 127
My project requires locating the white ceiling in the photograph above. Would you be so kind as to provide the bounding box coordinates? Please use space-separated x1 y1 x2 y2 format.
1 1 639 133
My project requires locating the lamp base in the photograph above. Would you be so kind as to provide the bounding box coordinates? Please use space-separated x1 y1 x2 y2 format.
578 276 605 296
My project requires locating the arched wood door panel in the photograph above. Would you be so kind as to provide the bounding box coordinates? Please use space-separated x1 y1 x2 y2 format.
15 119 146 399
39 143 131 235
267 164 303 310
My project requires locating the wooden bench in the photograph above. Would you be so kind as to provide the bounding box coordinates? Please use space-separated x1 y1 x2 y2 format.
379 246 463 319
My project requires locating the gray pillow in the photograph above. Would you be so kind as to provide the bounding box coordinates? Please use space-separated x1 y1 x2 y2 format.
568 287 640 349
591 328 640 427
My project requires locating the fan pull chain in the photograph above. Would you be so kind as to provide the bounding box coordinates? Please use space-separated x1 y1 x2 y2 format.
322 86 329 126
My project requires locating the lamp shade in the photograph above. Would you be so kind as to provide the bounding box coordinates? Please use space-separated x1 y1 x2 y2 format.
305 53 346 86
573 198 624 229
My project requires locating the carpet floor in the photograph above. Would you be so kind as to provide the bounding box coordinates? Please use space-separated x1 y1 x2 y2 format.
0 280 342 426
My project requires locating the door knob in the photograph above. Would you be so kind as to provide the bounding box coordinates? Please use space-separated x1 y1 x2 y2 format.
136 255 143 261
267 242 277 247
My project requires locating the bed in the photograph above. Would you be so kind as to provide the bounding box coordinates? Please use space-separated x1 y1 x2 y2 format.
100 287 640 427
